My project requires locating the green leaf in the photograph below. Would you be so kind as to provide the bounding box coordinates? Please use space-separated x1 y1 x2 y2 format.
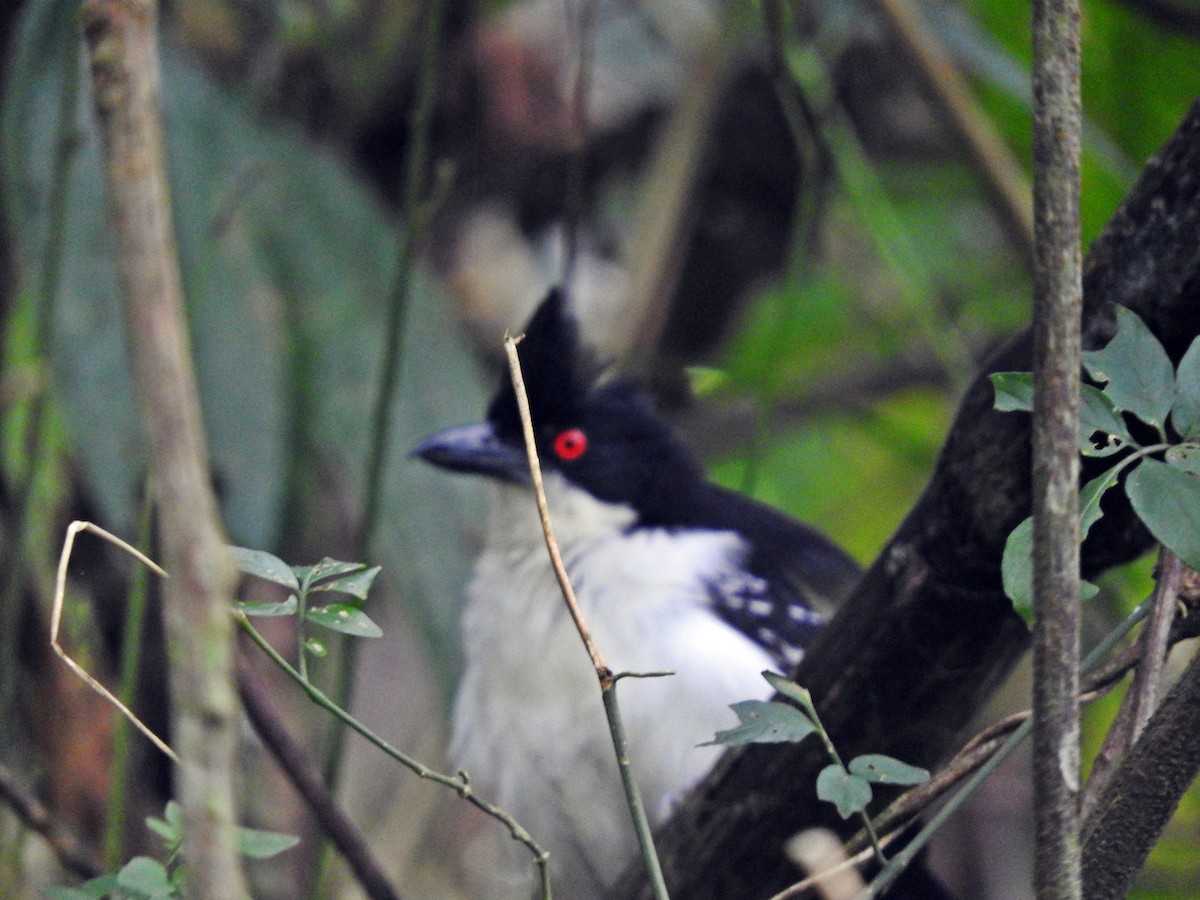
116 857 175 899
1001 516 1034 621
815 764 872 818
848 754 929 786
237 826 301 860
1080 384 1134 455
702 700 816 747
990 372 1034 413
237 596 299 617
1126 458 1200 570
303 558 366 592
1080 462 1124 539
1171 334 1200 438
306 603 383 638
1165 443 1200 475
229 547 299 591
304 637 329 658
686 366 729 398
311 565 381 601
1083 307 1174 431
146 801 182 850
761 670 815 713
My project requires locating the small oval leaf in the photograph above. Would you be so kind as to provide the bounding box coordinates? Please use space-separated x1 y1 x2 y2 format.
848 754 929 786
304 637 329 658
116 857 175 900
307 604 383 638
815 764 873 818
238 826 301 859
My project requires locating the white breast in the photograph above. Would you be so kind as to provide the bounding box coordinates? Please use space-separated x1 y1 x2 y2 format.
451 476 775 898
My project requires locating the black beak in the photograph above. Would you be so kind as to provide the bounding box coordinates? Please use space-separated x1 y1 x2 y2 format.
414 423 530 484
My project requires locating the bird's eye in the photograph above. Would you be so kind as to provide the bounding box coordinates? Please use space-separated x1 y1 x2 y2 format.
553 428 588 461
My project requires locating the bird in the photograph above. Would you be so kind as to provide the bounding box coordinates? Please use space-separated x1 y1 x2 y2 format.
416 289 861 898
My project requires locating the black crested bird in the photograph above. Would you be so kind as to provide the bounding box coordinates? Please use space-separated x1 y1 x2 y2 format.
416 289 861 898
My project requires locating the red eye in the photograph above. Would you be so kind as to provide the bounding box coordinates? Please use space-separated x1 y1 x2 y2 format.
553 428 588 461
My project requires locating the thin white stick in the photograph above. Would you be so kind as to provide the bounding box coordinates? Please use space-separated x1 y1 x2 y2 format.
50 520 177 763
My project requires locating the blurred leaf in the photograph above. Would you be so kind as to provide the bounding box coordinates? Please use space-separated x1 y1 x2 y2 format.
3 0 486 688
229 546 299 590
43 875 120 899
237 826 300 860
116 857 175 899
1126 458 1200 571
815 764 872 819
848 754 929 786
702 700 815 747
1083 307 1174 432
304 636 329 658
307 603 383 638
991 372 1034 412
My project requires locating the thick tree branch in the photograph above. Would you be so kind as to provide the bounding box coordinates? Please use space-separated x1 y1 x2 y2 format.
1081 641 1200 898
81 2 246 897
618 98 1200 900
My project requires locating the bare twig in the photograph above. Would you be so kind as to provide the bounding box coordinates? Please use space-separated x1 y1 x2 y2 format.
1030 0 1084 895
50 521 174 762
0 760 102 880
503 333 670 899
81 1 246 895
1080 549 1184 817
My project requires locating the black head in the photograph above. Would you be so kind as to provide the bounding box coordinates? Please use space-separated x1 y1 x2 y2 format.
416 289 705 521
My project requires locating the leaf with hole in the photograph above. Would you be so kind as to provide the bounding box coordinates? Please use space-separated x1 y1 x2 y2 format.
307 603 383 638
702 699 816 747
1126 458 1200 570
848 754 929 786
816 764 872 818
1083 307 1174 432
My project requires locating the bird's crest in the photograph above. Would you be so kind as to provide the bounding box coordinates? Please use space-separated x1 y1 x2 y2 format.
488 288 604 440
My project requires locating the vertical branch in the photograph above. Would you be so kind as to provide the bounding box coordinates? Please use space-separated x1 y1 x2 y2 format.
1030 0 1083 897
80 3 246 898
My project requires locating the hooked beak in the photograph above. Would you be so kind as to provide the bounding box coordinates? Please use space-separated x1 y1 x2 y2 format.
414 422 530 485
